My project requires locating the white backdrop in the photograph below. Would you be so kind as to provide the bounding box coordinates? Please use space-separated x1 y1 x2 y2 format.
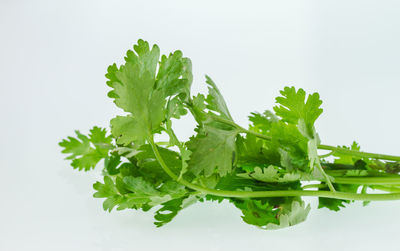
1 0 400 250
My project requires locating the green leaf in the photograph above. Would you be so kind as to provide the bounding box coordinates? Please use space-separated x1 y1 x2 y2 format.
157 51 192 100
121 177 187 209
216 173 301 192
233 196 310 230
154 197 185 227
167 96 188 119
135 144 181 171
164 120 192 180
237 166 301 183
236 134 281 169
263 200 311 230
127 144 182 186
107 40 192 146
385 162 400 174
178 147 191 179
59 127 112 171
154 194 200 227
345 170 368 177
63 40 400 229
270 122 309 171
94 175 189 211
318 183 360 211
205 75 233 120
110 115 148 146
248 110 278 134
104 155 121 175
333 141 362 165
187 124 238 177
274 87 322 139
236 200 280 226
192 93 206 111
93 176 119 198
93 176 124 212
123 176 159 195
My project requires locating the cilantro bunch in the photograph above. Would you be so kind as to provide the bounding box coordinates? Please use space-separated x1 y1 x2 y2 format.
60 39 400 229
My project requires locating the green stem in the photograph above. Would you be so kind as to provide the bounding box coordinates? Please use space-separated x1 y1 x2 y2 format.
148 136 400 201
315 159 336 192
187 100 400 161
189 109 272 141
155 141 170 146
319 151 333 159
333 176 400 185
318 144 400 162
370 185 400 193
206 111 400 162
210 114 273 140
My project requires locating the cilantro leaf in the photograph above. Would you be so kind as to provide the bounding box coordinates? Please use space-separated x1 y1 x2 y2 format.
318 183 360 211
274 87 322 139
235 200 280 226
263 200 311 230
333 141 362 165
61 39 400 230
233 196 310 229
236 133 281 169
59 127 112 171
154 194 200 227
248 110 278 134
93 176 123 212
187 124 238 177
93 175 188 213
205 75 233 120
154 197 185 227
237 166 301 183
107 40 192 145
270 122 309 171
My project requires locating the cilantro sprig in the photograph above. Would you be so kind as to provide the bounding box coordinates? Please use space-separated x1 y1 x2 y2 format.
60 39 400 229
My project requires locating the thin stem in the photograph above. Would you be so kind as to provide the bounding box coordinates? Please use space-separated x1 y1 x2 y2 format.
370 185 400 193
318 144 400 162
155 141 170 146
239 128 272 141
148 136 400 201
315 160 336 192
207 113 273 140
333 176 400 185
319 151 333 159
188 103 400 161
207 112 400 162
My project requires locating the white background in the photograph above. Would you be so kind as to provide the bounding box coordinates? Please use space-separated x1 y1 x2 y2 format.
2 0 400 250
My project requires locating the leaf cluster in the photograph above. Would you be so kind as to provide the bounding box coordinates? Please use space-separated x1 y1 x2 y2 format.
60 40 400 229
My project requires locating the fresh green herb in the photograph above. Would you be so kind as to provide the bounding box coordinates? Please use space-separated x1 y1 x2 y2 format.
60 39 400 230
